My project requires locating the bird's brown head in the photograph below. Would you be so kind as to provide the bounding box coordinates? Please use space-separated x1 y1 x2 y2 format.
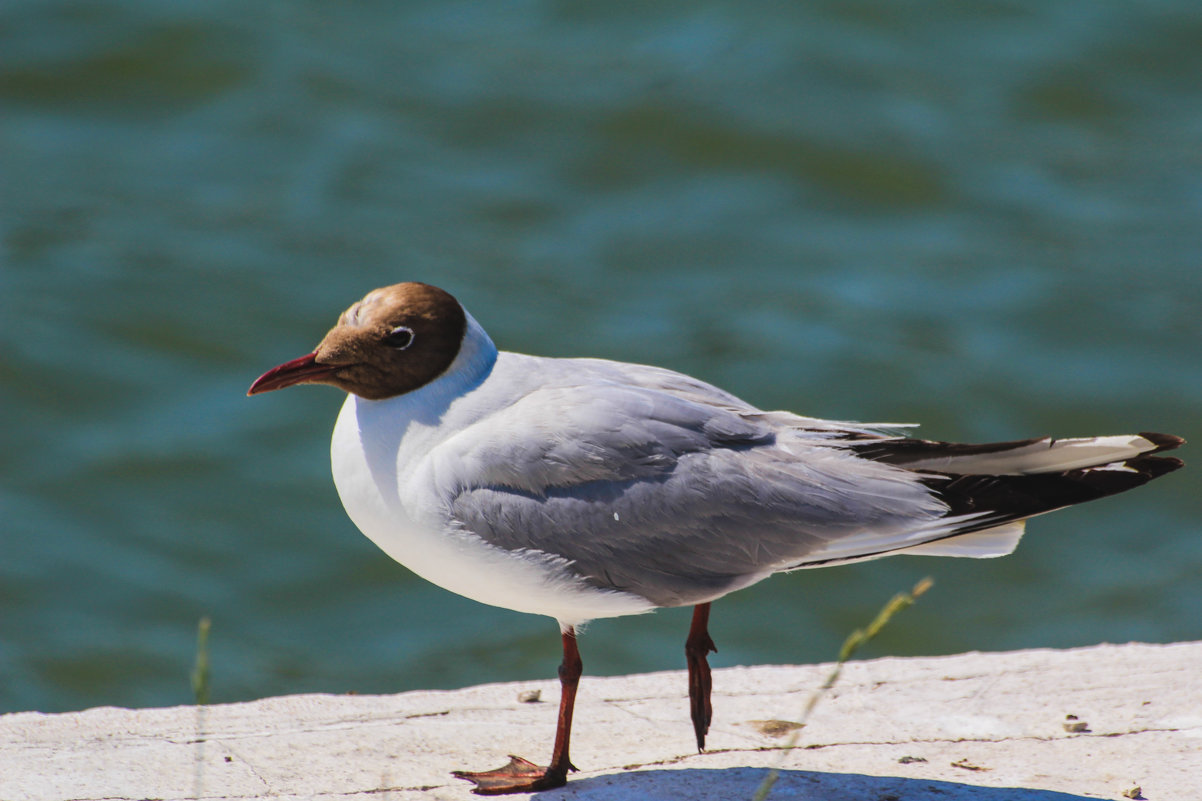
248 282 467 401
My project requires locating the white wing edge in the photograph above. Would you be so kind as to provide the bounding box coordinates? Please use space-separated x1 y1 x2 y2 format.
898 434 1161 476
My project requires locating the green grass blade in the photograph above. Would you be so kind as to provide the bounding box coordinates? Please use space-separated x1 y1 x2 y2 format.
191 616 211 706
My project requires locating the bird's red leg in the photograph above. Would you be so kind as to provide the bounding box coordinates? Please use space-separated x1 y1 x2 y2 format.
453 627 582 795
685 602 717 751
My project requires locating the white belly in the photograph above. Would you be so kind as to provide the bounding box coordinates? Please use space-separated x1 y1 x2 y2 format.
329 395 653 627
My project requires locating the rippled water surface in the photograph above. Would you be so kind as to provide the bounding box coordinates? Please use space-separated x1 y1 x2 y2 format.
2 1 1200 714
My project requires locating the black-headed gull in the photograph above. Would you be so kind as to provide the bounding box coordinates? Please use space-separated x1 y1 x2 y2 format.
249 281 1183 794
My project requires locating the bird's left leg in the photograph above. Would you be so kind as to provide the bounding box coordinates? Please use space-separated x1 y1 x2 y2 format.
685 602 717 751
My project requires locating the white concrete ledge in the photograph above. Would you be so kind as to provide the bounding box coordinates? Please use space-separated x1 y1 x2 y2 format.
3 641 1199 801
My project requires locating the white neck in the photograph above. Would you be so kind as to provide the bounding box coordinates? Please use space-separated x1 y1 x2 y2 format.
418 309 498 408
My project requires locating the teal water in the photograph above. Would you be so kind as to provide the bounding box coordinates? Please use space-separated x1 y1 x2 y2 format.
2 1 1199 715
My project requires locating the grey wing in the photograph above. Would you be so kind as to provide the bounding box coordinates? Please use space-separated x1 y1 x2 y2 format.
434 380 947 608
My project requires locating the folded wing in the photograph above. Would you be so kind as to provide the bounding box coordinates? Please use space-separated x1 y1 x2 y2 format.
434 372 1183 608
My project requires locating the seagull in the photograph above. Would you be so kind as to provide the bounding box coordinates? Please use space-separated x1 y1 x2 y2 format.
249 281 1183 794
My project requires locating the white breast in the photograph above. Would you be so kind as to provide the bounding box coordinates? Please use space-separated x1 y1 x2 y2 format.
327 318 653 628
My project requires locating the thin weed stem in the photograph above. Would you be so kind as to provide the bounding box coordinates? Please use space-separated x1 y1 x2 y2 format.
192 616 212 706
751 577 933 801
192 616 212 800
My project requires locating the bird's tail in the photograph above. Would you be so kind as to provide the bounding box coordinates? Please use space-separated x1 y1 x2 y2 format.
838 432 1184 562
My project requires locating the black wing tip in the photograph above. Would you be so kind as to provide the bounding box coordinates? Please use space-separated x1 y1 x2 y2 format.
1128 454 1184 479
922 451 1183 535
1138 432 1186 454
1065 452 1183 490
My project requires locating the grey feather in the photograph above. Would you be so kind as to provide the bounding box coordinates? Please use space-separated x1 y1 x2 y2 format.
436 363 944 607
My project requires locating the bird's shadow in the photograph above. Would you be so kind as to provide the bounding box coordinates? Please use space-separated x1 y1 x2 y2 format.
533 767 1097 800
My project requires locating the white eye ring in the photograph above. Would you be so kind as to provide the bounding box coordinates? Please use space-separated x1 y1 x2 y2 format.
384 326 415 350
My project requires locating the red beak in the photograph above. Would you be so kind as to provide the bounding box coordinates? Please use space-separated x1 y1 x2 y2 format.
247 353 336 395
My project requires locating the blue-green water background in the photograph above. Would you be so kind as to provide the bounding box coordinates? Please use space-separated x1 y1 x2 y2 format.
2 1 1199 715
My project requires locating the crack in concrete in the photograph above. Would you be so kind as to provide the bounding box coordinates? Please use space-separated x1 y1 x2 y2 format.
611 724 1185 773
209 737 272 791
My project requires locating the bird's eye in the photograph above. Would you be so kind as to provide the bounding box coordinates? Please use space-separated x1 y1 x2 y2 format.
383 325 415 350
